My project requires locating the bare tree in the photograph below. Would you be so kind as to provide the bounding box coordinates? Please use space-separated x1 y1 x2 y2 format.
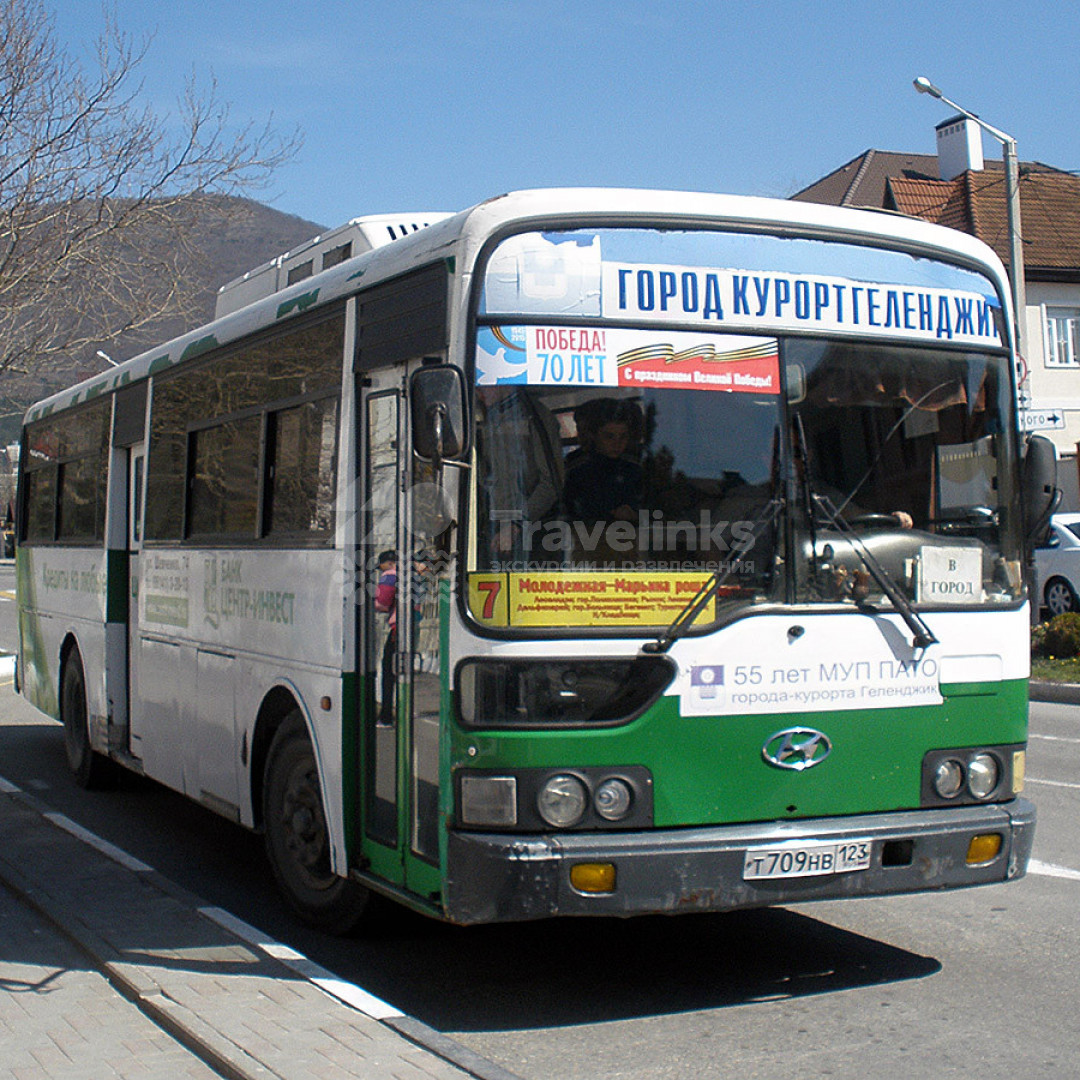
0 0 300 376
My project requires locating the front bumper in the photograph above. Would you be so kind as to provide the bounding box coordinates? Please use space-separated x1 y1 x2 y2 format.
443 798 1035 924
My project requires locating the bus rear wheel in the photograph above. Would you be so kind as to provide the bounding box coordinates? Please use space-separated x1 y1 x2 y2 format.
60 648 115 789
263 712 370 934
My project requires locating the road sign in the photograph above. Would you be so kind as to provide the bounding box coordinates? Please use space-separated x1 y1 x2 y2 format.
1019 409 1066 431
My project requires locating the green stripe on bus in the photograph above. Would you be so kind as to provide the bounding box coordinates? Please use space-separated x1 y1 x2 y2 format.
276 289 320 319
447 678 1029 830
179 335 219 361
438 577 453 875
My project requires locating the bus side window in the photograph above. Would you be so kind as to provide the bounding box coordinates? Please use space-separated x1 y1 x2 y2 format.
265 395 339 538
22 399 110 544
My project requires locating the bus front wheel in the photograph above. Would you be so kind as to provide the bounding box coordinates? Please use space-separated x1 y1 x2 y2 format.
60 649 115 789
263 712 370 934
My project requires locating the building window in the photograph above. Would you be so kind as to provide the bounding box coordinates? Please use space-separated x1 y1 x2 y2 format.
1045 307 1080 368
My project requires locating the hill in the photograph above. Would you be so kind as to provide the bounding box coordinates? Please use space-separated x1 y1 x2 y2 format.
0 196 326 446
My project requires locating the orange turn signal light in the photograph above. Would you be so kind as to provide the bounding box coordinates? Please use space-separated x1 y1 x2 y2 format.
569 862 616 893
966 833 1002 865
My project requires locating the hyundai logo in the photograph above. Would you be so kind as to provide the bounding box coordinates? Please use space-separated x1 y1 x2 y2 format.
762 728 832 771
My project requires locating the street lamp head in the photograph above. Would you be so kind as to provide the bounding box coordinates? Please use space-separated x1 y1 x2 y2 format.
913 76 942 98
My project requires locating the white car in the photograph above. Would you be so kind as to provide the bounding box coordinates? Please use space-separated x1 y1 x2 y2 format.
1035 513 1080 617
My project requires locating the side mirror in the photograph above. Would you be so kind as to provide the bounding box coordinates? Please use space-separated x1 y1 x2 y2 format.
1021 433 1060 547
411 364 466 467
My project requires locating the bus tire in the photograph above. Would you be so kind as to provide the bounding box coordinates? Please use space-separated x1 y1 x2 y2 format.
60 648 115 789
263 712 370 934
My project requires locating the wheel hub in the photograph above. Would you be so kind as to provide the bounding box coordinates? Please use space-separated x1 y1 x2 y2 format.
281 768 326 870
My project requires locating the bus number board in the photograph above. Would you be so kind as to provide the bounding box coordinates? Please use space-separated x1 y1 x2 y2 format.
742 839 872 880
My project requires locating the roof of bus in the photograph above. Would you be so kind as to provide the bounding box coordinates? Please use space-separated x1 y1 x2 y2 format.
23 187 1010 423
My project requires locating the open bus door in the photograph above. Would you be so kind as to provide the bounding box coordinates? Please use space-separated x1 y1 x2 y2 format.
357 361 453 903
359 371 403 886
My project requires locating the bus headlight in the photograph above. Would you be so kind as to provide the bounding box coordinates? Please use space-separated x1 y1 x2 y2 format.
538 775 588 828
934 759 965 799
922 745 1019 807
594 778 634 821
967 753 1000 799
456 766 653 831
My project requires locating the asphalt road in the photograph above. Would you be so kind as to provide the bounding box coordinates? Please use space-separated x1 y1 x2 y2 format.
1 562 1078 1079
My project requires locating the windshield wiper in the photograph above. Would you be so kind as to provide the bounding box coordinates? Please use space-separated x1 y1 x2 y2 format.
642 496 784 655
833 380 955 518
811 493 938 650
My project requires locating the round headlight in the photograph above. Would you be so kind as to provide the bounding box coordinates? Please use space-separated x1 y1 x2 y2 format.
934 759 965 799
967 753 1000 799
537 774 588 828
594 778 633 821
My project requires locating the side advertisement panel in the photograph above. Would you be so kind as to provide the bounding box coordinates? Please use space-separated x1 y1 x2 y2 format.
17 546 108 720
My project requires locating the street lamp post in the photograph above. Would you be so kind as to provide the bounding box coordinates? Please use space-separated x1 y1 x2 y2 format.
913 77 1027 360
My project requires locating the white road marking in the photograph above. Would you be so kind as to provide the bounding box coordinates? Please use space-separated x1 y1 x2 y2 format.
42 811 155 873
1026 776 1080 791
1030 733 1080 745
199 905 403 1020
1029 859 1080 882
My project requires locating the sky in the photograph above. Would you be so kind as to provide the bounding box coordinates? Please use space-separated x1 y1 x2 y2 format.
48 0 1080 233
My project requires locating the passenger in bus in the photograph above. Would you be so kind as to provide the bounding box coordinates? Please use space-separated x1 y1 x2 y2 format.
374 550 397 725
564 398 643 525
562 399 644 566
475 386 565 562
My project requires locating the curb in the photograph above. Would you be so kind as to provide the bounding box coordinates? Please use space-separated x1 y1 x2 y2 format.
1029 680 1080 705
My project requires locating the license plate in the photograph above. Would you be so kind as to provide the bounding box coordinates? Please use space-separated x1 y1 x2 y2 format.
742 839 872 880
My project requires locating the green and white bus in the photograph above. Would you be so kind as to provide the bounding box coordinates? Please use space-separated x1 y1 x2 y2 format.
15 189 1057 930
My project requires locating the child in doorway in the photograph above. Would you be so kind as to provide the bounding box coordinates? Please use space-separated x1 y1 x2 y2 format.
374 550 397 725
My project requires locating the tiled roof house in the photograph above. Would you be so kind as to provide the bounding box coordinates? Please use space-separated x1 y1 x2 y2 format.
793 120 1080 499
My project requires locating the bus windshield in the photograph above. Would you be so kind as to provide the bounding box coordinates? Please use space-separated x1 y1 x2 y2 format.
467 227 1022 631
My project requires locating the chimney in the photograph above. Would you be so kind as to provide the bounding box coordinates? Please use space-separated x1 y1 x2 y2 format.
935 115 984 180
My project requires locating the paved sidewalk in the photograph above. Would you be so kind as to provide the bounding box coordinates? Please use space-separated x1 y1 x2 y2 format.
0 789 514 1080
1 879 219 1079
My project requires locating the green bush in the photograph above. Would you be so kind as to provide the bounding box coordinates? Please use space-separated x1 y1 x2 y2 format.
1031 621 1049 656
1042 612 1080 658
